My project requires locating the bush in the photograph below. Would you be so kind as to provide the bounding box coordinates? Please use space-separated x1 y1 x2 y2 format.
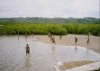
0 23 100 36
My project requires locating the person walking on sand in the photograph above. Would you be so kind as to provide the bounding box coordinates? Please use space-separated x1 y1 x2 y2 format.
75 37 78 45
48 32 52 38
87 35 89 45
25 44 30 56
48 32 52 41
52 36 56 44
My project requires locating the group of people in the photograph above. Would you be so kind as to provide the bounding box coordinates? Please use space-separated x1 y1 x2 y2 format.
25 32 56 56
25 33 90 56
75 35 90 45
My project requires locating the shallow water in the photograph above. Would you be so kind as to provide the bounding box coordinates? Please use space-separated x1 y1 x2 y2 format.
0 35 100 71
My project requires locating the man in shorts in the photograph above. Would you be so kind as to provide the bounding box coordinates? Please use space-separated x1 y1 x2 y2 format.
25 44 30 56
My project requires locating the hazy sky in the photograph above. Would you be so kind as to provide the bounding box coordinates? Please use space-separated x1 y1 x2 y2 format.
0 0 99 18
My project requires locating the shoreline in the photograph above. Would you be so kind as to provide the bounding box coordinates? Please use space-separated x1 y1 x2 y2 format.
0 34 100 70
0 34 100 53
34 34 100 53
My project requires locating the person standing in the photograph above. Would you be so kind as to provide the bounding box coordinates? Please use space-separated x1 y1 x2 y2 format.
60 35 62 40
52 36 56 44
48 32 52 38
25 44 30 56
75 37 78 45
87 35 89 45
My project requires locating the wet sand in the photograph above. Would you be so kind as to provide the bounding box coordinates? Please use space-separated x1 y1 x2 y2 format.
34 34 100 53
60 61 93 70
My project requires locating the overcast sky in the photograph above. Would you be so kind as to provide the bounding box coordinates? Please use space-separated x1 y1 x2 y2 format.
0 0 99 18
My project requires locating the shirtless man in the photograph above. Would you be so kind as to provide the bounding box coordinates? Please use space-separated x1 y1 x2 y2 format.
75 37 78 45
87 35 89 45
51 36 56 45
25 44 30 56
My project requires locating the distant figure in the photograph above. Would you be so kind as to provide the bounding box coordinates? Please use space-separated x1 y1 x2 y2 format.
48 32 52 41
52 36 56 44
25 44 30 56
75 37 78 45
60 35 62 40
25 32 28 37
87 35 89 45
48 32 52 38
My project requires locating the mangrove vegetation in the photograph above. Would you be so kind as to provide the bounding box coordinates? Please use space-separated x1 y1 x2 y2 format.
0 23 100 36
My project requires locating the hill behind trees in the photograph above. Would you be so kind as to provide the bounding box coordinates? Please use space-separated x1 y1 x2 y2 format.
0 17 99 24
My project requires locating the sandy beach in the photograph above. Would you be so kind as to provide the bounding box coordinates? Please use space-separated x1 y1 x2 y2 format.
33 34 100 53
31 34 100 70
0 34 100 71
